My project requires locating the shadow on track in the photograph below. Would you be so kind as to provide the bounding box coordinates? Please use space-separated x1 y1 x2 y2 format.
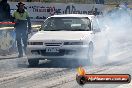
28 59 81 68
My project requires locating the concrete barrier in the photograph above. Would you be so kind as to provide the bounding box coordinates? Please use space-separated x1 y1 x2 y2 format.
0 26 16 55
0 22 41 56
0 24 16 55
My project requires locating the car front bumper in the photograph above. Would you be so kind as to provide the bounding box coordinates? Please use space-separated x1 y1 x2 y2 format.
26 45 89 60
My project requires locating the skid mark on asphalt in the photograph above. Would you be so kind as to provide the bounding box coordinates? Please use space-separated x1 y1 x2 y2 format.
0 68 70 88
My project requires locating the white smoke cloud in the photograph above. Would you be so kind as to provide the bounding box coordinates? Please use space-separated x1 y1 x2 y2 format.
93 5 132 65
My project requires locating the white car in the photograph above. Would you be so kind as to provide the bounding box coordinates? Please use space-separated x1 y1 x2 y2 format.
27 14 100 66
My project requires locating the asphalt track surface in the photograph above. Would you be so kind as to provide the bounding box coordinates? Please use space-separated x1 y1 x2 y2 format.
0 49 132 88
0 24 132 88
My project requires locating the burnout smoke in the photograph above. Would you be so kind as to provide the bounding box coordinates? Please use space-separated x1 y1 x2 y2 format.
76 5 132 66
94 5 132 65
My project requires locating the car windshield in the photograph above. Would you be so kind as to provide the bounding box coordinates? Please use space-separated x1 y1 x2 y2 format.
41 17 91 31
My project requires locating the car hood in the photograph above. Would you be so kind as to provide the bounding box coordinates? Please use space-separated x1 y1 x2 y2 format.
29 31 92 41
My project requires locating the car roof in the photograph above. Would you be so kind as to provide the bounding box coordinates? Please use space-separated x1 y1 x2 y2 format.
50 14 95 20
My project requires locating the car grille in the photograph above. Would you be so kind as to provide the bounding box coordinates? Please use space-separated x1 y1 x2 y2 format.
45 43 62 46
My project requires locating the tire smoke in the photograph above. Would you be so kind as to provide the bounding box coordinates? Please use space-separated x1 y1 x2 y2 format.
93 5 132 65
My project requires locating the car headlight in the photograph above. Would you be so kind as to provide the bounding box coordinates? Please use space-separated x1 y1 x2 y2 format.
28 42 43 45
64 42 83 45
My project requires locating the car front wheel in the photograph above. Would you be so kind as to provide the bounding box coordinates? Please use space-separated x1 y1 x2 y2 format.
28 59 39 66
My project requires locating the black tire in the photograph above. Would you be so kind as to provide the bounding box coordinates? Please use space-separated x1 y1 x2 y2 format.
87 42 94 65
28 59 39 67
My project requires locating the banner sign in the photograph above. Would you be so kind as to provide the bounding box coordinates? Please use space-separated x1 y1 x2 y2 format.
9 2 104 21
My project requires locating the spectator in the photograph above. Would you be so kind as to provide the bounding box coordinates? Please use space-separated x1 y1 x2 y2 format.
0 0 10 21
12 2 31 57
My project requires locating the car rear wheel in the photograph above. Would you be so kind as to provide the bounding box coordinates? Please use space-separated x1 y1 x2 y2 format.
28 59 39 66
